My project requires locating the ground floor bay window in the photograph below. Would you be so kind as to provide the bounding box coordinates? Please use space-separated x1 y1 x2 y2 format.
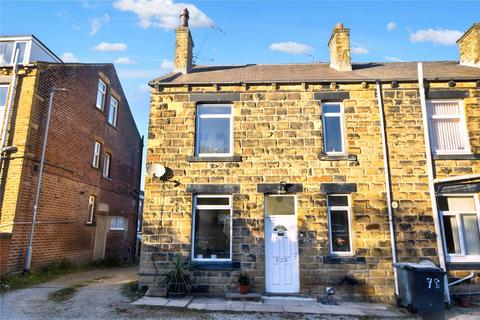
439 194 480 263
192 195 232 261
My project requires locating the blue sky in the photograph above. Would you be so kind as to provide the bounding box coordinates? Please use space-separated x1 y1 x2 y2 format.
1 0 479 187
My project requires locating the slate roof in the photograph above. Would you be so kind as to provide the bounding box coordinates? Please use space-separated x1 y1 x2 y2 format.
150 61 480 86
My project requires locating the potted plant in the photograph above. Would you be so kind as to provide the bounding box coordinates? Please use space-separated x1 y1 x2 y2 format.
238 272 250 295
163 255 193 298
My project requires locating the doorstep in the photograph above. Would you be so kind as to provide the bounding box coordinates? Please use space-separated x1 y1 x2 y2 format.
131 296 412 317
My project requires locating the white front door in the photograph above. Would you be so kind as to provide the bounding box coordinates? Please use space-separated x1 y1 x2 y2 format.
265 195 299 293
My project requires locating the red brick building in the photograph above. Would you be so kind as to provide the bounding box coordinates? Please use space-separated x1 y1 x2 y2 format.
0 36 143 274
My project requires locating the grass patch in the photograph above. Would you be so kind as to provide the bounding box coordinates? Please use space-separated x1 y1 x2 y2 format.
120 280 147 302
48 283 87 303
0 258 137 293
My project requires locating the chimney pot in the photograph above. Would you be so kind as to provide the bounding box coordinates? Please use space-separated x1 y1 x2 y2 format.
180 8 189 27
335 22 344 30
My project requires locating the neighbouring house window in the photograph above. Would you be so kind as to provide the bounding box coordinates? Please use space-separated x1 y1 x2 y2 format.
439 195 480 262
96 79 106 111
322 103 345 155
0 41 27 66
328 195 353 255
192 195 232 261
0 85 9 135
103 152 111 178
93 141 101 168
87 195 96 224
110 216 126 231
427 100 470 154
195 104 233 156
108 96 118 127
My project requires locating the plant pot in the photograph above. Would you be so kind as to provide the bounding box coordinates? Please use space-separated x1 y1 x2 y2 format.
239 284 250 295
168 283 186 298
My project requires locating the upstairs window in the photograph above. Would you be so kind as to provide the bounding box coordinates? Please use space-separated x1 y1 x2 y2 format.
96 79 106 111
195 104 233 156
427 100 470 155
322 103 345 155
439 195 480 262
0 41 27 66
108 96 118 127
87 195 96 224
93 141 101 168
103 152 111 178
328 195 353 255
192 195 232 261
0 85 8 135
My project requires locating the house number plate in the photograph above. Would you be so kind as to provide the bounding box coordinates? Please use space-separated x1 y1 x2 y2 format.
276 258 287 262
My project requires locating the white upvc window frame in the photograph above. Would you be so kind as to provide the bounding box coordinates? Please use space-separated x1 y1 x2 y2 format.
439 193 480 263
0 40 30 66
110 216 126 231
93 141 101 168
87 195 96 224
427 99 471 155
96 79 107 111
327 194 353 256
108 96 118 127
322 102 346 155
264 194 298 217
195 104 234 157
103 152 111 178
191 194 233 262
0 84 9 134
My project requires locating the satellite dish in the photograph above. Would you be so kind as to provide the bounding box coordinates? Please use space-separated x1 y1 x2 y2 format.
146 163 166 179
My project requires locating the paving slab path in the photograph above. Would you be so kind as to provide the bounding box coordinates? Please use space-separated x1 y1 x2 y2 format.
2 265 472 319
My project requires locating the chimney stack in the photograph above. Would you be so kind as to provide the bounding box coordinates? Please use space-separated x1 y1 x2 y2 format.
328 22 352 72
174 8 194 74
457 23 480 68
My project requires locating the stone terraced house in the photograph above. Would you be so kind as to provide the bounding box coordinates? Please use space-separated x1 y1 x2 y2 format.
141 11 480 302
0 35 143 274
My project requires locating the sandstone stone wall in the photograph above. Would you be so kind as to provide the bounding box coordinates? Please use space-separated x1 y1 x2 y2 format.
142 80 480 301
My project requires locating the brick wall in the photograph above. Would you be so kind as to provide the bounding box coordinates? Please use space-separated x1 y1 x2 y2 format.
0 63 142 274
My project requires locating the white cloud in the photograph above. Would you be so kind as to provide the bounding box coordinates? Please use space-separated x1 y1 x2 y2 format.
90 13 110 35
54 11 67 18
113 0 213 30
160 59 174 71
351 46 369 54
386 22 397 31
385 56 404 62
114 57 137 64
269 41 314 55
410 28 462 46
61 52 79 62
92 42 128 52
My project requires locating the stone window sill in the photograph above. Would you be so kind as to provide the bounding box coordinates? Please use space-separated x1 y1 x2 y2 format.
187 155 242 162
323 256 366 264
192 261 240 270
447 262 480 270
318 154 357 161
433 154 480 160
